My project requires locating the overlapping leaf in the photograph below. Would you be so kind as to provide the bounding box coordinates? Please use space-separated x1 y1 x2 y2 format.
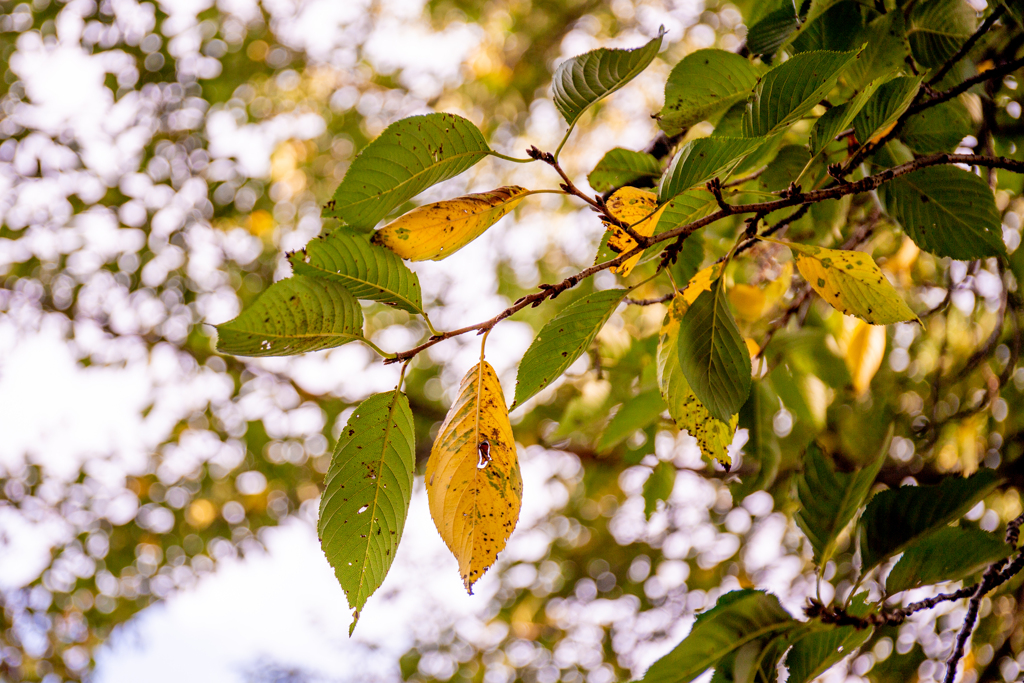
907 0 976 68
640 590 797 683
601 187 665 276
512 289 626 409
658 136 763 202
900 99 973 153
372 186 528 261
747 4 800 57
597 389 666 452
289 230 425 314
658 295 738 466
587 148 662 193
808 78 885 156
426 361 523 593
643 460 676 519
677 278 752 424
859 469 1001 572
881 166 1005 259
327 113 491 231
782 241 918 325
743 49 862 137
852 76 922 145
553 30 664 127
886 526 1015 593
318 390 415 634
796 439 887 565
216 276 364 356
844 11 908 90
784 626 874 683
659 49 761 135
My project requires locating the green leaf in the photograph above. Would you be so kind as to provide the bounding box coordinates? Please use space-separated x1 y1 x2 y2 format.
640 590 797 683
795 437 887 566
216 276 364 357
677 278 752 424
643 460 676 518
658 136 764 202
908 0 977 68
790 1 863 54
808 78 885 156
743 49 862 138
880 166 1005 259
843 12 908 91
587 148 662 193
784 625 874 683
659 49 762 135
512 289 626 409
659 295 739 467
655 190 720 235
782 241 919 325
886 526 1015 594
747 4 800 57
852 76 922 145
598 390 666 451
553 30 665 127
289 229 425 315
318 389 415 634
327 113 490 231
900 99 973 154
734 380 782 497
859 469 1001 572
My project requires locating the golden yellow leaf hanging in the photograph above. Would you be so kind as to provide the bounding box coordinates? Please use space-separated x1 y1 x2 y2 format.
768 240 919 325
425 360 523 593
657 295 738 467
729 262 793 321
603 187 666 277
373 186 529 261
845 317 886 397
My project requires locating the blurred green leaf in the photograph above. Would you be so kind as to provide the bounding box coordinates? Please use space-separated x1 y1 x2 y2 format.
659 49 762 135
886 526 1014 593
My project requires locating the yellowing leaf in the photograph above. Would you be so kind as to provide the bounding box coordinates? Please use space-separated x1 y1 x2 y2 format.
373 186 529 261
426 361 523 593
657 296 738 467
681 263 721 304
729 262 793 321
603 187 666 277
845 318 886 396
779 241 919 325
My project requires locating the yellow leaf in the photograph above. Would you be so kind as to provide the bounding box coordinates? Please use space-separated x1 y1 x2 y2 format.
425 361 523 593
730 262 793 321
373 186 529 261
745 338 760 358
681 263 722 304
845 318 886 396
602 187 666 277
776 241 919 325
657 296 737 467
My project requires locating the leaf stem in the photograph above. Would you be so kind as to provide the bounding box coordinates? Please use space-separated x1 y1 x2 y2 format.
488 150 537 164
362 337 397 359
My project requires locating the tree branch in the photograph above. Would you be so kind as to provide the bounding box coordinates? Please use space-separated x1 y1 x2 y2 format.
928 5 1006 86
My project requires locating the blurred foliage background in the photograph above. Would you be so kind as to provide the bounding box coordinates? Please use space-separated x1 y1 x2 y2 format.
1 0 1024 682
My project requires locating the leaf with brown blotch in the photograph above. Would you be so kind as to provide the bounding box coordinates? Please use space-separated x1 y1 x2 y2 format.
372 186 529 261
426 361 523 593
602 187 665 277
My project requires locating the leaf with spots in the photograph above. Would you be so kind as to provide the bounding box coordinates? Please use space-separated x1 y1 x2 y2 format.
677 278 752 424
775 240 919 325
658 295 738 467
289 229 426 315
743 49 862 138
372 186 529 261
426 361 523 594
552 30 665 127
658 48 762 135
601 187 666 277
327 113 492 231
216 275 364 357
512 288 627 409
879 166 1005 260
318 389 415 635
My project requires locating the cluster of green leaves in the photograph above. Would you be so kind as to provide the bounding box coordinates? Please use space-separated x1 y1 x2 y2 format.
211 1 1024 680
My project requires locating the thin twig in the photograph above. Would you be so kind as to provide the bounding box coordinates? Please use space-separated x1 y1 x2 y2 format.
723 166 768 188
